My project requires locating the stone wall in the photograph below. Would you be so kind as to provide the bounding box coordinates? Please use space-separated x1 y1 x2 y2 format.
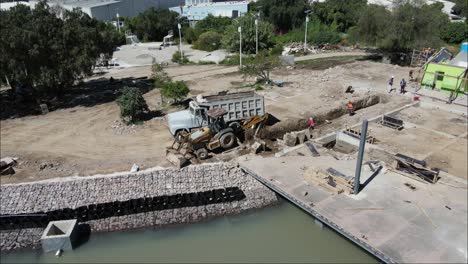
0 163 278 252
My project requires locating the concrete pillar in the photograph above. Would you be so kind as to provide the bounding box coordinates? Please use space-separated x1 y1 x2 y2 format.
353 120 368 195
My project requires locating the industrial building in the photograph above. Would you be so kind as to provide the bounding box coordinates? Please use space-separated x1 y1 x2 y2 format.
0 0 184 21
169 0 250 22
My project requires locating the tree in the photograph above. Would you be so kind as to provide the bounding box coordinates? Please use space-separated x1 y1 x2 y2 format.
117 86 149 124
451 0 468 18
161 81 190 103
252 0 309 33
222 14 275 53
440 22 468 44
353 4 392 46
0 1 121 96
194 14 232 36
352 1 450 52
193 31 222 51
240 51 280 84
313 0 367 33
129 8 184 42
380 1 449 52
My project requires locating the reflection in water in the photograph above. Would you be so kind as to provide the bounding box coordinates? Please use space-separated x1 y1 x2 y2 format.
3 200 376 263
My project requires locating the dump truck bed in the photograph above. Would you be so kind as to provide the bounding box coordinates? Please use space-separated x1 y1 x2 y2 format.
198 91 265 122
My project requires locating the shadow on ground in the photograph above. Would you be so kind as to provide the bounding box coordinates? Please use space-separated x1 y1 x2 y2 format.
0 77 154 120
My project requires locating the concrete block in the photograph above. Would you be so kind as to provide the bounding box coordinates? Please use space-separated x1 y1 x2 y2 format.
283 133 297 147
41 220 79 253
296 131 307 144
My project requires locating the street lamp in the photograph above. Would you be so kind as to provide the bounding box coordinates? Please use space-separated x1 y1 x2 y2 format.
178 23 183 59
304 9 311 53
238 26 242 68
116 13 120 33
255 12 260 54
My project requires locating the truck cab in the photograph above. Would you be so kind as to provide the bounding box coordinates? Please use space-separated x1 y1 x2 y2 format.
167 101 209 136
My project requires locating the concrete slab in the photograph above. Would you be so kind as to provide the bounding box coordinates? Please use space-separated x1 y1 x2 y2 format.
239 155 468 263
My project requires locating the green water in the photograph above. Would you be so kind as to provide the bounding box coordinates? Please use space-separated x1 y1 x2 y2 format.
1 201 376 263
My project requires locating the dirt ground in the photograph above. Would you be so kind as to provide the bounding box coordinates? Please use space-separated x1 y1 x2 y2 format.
0 57 439 184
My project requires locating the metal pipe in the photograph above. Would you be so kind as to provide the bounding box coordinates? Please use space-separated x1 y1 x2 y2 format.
354 119 368 194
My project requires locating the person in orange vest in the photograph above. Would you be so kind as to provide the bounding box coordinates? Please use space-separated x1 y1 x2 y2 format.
347 101 354 116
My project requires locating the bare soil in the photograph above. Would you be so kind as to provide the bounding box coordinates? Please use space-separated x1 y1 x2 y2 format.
0 59 428 184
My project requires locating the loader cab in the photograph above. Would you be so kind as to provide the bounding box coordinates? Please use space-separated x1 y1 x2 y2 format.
189 101 209 128
206 108 228 134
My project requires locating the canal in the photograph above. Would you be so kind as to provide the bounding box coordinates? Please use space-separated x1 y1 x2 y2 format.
2 200 376 263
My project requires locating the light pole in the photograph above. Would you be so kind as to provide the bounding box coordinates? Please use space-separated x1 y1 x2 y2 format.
116 13 120 33
238 26 242 68
304 10 311 53
255 12 259 54
178 23 183 59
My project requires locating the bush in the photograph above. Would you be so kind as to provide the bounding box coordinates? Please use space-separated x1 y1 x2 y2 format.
193 31 222 51
172 51 189 64
311 31 342 45
440 22 468 44
183 27 197 44
269 44 284 55
151 63 171 87
117 87 149 124
161 81 190 103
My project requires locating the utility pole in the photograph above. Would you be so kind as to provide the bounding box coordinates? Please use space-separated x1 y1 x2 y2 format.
178 23 183 59
353 120 368 195
116 13 120 33
238 26 242 68
255 12 259 54
304 10 311 53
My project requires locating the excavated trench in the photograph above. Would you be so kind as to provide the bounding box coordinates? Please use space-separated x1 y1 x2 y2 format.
247 94 382 141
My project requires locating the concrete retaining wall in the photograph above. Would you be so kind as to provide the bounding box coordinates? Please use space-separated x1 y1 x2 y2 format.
0 163 278 252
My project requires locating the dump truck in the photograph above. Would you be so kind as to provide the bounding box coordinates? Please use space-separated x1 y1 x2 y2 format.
167 91 265 136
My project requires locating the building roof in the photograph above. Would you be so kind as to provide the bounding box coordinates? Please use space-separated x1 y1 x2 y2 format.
50 0 121 8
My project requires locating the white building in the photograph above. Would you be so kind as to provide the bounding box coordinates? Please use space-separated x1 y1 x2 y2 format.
0 0 185 21
169 0 250 22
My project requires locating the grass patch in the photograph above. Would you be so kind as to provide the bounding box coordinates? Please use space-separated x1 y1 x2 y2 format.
296 55 365 70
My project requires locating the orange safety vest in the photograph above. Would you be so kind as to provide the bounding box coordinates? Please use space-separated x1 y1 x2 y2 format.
347 102 353 110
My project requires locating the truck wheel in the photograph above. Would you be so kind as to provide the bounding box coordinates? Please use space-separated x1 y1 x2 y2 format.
220 132 236 149
195 148 208 160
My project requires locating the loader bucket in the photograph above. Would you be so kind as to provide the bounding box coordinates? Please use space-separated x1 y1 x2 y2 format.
166 148 189 168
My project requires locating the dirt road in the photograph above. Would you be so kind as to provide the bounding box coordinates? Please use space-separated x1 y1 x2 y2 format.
1 57 413 184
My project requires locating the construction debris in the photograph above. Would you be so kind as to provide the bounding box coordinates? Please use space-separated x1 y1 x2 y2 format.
130 164 140 173
303 167 354 194
379 115 404 130
0 157 17 176
394 154 439 183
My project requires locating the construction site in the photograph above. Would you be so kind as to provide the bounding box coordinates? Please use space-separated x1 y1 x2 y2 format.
1 41 467 263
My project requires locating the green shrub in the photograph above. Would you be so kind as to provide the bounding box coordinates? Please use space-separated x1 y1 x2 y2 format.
193 31 222 51
183 27 197 44
311 31 342 45
255 84 264 91
269 44 284 55
172 51 189 64
151 63 171 87
440 22 468 44
161 81 190 103
117 87 149 124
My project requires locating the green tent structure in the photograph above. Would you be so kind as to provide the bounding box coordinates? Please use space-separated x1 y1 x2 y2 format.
420 43 468 97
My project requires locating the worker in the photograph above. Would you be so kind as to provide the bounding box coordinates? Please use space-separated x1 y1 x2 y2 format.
347 101 354 116
308 117 315 130
388 76 395 93
400 78 407 94
409 70 414 81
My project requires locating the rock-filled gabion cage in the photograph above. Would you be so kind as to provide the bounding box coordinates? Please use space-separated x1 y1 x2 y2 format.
0 163 278 252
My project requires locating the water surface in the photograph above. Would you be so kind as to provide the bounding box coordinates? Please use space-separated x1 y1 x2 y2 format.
2 201 376 263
